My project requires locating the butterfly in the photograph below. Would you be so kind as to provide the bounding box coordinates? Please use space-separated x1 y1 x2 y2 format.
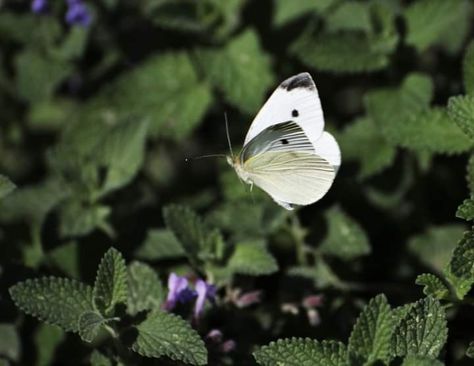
226 72 340 210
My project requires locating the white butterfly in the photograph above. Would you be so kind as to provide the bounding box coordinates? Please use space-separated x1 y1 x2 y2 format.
227 72 340 210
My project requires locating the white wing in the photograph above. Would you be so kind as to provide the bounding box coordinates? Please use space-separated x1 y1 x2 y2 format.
239 121 337 210
312 131 341 172
244 72 325 146
244 151 336 209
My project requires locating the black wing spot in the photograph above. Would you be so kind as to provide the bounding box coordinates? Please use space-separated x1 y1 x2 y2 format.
281 139 289 145
292 109 299 117
280 73 315 91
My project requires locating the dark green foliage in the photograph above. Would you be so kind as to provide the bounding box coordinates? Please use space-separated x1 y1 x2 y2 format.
2 0 474 365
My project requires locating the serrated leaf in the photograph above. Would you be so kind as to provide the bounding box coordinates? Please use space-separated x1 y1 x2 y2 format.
78 311 106 343
467 155 474 194
415 274 450 300
196 30 274 114
404 0 467 52
348 294 395 364
127 261 164 315
94 118 148 196
132 311 207 365
320 206 370 260
0 324 20 362
91 52 212 140
467 341 474 358
401 355 444 366
408 224 465 272
464 41 474 95
228 240 278 276
292 31 396 73
9 277 93 332
391 297 447 358
273 0 334 26
448 229 474 286
34 324 65 366
135 229 185 261
366 73 433 140
93 248 128 316
386 107 471 154
457 198 474 221
448 95 474 140
0 176 15 200
163 204 207 265
338 117 396 179
254 338 349 366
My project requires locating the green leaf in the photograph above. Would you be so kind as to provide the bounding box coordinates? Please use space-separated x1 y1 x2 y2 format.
90 350 113 366
385 107 471 154
273 0 334 26
464 41 474 95
163 204 207 265
254 338 349 366
0 176 15 200
78 311 106 343
447 95 474 140
127 261 164 315
228 240 278 276
132 311 207 365
93 248 128 316
48 241 81 279
196 30 274 114
15 50 71 103
9 277 93 332
391 297 447 358
91 52 212 140
348 294 395 365
467 341 474 358
408 224 465 272
59 201 111 238
135 229 185 261
326 2 371 33
0 179 68 225
401 355 444 366
0 324 20 362
291 32 396 73
415 274 450 300
320 206 370 260
457 198 474 221
34 324 65 366
94 118 148 196
338 117 396 179
404 0 468 52
466 154 474 194
449 228 474 283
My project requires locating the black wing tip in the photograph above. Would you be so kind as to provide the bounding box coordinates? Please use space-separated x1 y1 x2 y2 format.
280 72 315 91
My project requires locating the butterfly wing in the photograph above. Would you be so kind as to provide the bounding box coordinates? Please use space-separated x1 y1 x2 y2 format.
240 121 338 209
244 72 325 146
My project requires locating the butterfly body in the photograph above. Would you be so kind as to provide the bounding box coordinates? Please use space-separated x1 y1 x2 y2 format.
229 73 340 210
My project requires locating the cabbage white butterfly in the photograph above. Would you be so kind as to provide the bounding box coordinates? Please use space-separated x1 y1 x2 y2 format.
227 72 340 210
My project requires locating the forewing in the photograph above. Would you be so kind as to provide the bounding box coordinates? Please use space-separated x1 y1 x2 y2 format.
244 72 325 146
244 151 336 207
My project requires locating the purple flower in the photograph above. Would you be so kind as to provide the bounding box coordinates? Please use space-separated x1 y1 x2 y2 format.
220 339 236 353
164 273 196 310
31 0 48 14
65 0 92 27
233 290 261 308
206 329 223 342
194 279 216 318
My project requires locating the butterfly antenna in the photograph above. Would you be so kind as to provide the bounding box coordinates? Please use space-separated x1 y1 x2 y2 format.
224 112 234 158
185 154 227 162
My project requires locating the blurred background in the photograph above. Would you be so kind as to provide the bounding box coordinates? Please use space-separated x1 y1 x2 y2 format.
1 0 474 365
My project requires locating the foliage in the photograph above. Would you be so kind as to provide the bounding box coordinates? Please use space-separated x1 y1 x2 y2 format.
1 0 474 365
